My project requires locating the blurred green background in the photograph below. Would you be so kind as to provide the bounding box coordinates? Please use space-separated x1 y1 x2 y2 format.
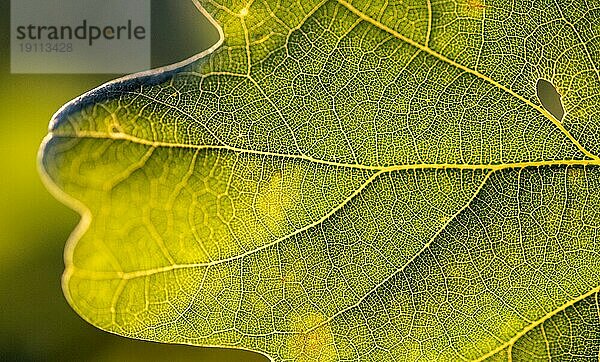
0 1 266 360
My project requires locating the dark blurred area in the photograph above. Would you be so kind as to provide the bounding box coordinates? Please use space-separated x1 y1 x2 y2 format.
0 1 265 361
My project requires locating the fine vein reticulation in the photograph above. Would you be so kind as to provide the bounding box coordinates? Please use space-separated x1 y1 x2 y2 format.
40 0 600 361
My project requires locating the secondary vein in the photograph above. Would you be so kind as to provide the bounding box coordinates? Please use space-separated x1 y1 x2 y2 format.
335 0 599 161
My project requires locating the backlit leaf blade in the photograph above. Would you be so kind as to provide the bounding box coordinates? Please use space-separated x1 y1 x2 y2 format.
39 0 600 360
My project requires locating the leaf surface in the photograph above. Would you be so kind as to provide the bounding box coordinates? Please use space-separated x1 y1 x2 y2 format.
40 0 600 360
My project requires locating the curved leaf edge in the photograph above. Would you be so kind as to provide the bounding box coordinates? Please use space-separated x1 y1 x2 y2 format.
36 2 275 361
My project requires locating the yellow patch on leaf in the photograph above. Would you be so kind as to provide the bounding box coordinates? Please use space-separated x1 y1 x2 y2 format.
256 167 301 231
467 0 486 10
288 313 337 362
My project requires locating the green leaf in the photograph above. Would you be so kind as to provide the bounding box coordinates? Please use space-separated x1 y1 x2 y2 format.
40 0 600 360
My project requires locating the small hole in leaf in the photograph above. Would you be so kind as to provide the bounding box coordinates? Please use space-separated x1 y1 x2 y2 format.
536 79 564 121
